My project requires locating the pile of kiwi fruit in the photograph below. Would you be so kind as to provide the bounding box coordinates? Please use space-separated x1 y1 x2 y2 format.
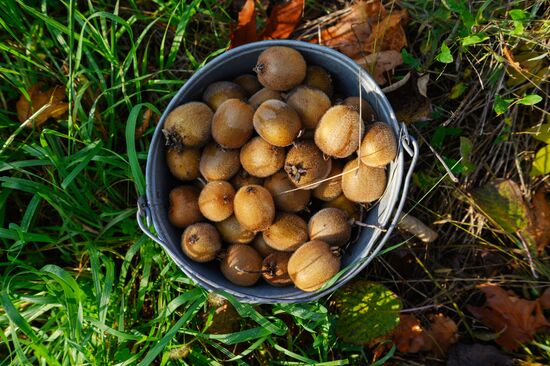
163 46 397 293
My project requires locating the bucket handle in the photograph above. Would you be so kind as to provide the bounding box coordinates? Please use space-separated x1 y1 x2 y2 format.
137 196 165 246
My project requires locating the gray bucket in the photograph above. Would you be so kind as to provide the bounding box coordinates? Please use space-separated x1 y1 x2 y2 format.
137 40 418 304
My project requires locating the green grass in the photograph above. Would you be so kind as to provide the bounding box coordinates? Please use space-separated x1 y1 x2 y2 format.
1 0 549 365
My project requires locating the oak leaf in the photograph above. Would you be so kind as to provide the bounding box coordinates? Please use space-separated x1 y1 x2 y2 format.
392 313 458 355
16 83 69 128
467 284 550 350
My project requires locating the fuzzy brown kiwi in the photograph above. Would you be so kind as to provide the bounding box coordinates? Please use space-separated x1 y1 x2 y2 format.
284 140 332 189
312 161 343 201
304 65 333 97
343 96 376 122
168 186 203 228
314 105 364 158
323 194 361 221
252 235 278 257
254 46 306 91
166 148 201 181
231 168 264 190
286 86 331 130
199 143 241 181
202 81 246 111
163 102 212 150
262 213 308 252
359 122 397 167
287 240 341 292
253 100 302 147
233 185 275 232
198 181 235 222
308 208 351 247
240 137 285 178
262 252 292 287
212 99 254 149
221 244 263 286
341 158 386 203
248 88 283 109
181 223 221 262
233 74 262 96
215 215 255 244
263 171 311 212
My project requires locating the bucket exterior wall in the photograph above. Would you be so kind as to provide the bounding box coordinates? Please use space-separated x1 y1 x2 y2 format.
141 40 415 303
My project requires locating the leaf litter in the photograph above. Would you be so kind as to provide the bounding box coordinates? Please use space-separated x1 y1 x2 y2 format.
16 83 69 128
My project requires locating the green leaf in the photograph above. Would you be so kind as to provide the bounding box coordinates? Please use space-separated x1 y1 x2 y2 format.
401 48 421 69
526 124 550 143
459 136 475 174
436 43 453 64
334 281 401 345
461 34 489 46
509 9 527 20
517 94 542 106
493 95 514 115
450 82 467 99
471 179 530 233
531 145 550 177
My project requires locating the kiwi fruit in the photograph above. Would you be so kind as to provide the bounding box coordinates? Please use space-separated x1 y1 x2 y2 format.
323 194 361 221
262 213 308 252
163 102 212 150
198 181 235 222
234 185 275 232
221 244 263 286
252 235 278 257
287 240 341 292
240 137 285 178
359 122 397 167
212 99 254 149
248 88 283 109
254 46 306 91
168 186 203 228
263 171 311 212
262 252 292 287
343 96 376 122
181 223 221 262
304 65 333 97
314 105 364 158
253 100 302 147
166 148 201 181
312 162 343 201
286 86 331 130
284 140 332 189
231 168 264 190
308 208 351 247
233 74 262 96
199 143 241 181
215 215 255 244
202 81 246 111
341 158 386 203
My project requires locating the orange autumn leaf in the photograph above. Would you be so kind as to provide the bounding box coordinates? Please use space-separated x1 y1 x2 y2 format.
16 83 69 128
467 284 550 350
392 313 458 355
230 0 258 48
262 0 304 40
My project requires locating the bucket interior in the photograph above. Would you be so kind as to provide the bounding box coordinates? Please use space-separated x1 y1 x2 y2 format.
146 40 404 303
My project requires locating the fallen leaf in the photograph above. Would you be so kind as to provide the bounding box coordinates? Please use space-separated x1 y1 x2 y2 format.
446 343 513 366
318 0 407 85
531 145 550 177
386 73 432 123
467 284 550 350
503 45 525 74
230 0 258 48
16 83 69 128
334 281 401 345
539 288 550 310
392 313 458 355
135 108 152 140
261 0 304 40
526 185 550 254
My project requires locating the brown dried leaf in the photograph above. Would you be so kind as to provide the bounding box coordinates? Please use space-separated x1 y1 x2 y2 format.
262 0 304 40
16 84 69 128
392 314 428 353
528 185 550 254
355 50 403 85
230 0 258 48
425 313 459 356
386 73 432 123
467 284 550 350
539 288 550 310
135 109 152 140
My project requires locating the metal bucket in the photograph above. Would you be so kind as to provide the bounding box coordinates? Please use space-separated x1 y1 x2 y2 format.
137 40 418 304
